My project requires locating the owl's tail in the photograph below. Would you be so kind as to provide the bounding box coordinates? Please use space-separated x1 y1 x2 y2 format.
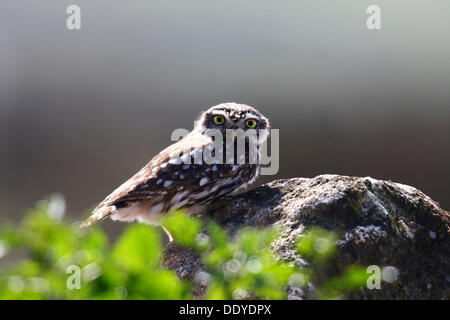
80 205 115 227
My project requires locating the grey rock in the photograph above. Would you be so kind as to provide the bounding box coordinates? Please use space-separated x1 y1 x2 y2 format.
163 175 450 299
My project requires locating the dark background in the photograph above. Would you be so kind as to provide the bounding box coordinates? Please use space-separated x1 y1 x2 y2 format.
1 1 449 236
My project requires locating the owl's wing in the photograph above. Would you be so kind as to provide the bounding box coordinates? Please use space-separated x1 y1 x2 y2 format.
81 132 214 226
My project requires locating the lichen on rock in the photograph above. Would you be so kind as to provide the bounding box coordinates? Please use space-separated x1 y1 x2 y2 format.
163 174 450 299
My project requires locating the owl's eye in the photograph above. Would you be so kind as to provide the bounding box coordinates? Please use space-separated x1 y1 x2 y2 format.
213 115 225 125
245 119 258 128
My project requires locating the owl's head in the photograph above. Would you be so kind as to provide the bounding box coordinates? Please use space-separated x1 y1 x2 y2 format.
194 103 270 144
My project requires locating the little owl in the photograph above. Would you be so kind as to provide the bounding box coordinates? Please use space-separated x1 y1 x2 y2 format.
81 103 270 240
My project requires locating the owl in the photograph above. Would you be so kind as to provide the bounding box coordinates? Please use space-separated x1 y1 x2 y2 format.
81 103 270 240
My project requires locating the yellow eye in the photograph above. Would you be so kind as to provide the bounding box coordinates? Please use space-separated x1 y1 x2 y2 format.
245 119 257 128
213 115 225 125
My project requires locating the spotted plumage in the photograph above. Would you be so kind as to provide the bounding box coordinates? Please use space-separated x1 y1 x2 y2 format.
81 103 270 239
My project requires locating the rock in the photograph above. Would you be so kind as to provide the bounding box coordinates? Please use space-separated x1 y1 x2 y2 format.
163 175 449 299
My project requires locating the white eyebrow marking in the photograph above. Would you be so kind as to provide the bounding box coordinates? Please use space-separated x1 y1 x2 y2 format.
211 110 228 117
245 112 261 120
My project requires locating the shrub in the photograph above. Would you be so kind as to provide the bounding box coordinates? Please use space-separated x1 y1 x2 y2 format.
0 195 369 299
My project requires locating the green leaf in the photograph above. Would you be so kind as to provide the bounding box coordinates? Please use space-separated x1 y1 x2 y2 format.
160 211 202 248
206 221 229 249
340 265 370 290
296 227 337 262
130 270 191 299
112 224 162 273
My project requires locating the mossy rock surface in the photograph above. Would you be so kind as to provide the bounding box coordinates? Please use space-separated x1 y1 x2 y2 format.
164 175 449 299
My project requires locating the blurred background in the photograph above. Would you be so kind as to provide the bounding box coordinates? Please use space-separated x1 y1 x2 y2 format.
1 0 449 239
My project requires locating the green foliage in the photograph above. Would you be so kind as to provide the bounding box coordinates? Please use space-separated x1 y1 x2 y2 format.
112 224 162 273
160 211 202 248
295 227 369 299
161 212 369 300
204 227 295 300
0 195 370 300
296 227 337 263
0 198 190 300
